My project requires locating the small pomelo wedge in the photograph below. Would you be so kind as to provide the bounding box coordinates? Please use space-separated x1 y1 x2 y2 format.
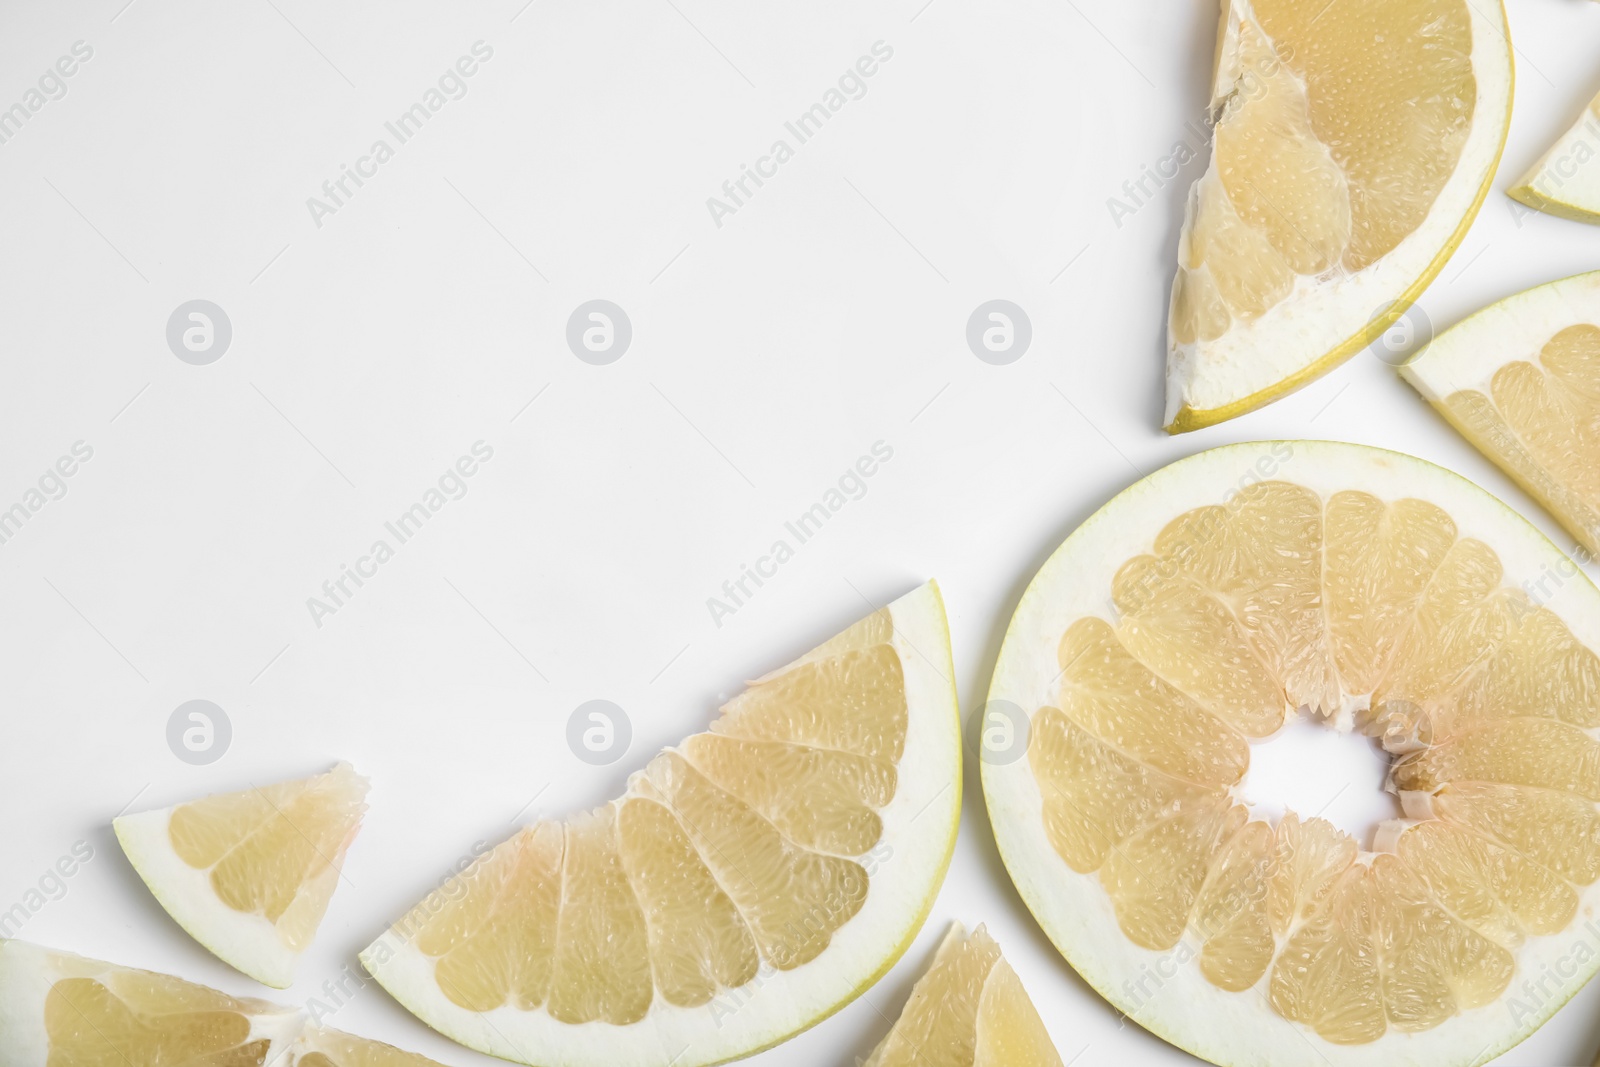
114 761 369 988
985 441 1600 1065
1508 89 1600 225
1402 269 1600 556
0 940 303 1066
361 582 961 1067
864 923 1063 1067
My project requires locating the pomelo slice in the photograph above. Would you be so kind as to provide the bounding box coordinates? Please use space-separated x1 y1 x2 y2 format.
286 1024 450 1066
1508 89 1600 225
1401 269 1600 557
863 923 1063 1067
361 581 961 1067
114 761 369 988
984 441 1600 1065
1165 0 1513 432
0 939 304 1066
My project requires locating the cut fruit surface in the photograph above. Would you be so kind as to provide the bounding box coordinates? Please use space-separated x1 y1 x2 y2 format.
1508 89 1600 225
286 1024 450 1066
114 762 369 988
1402 270 1600 557
0 940 304 1067
361 582 961 1067
1165 0 1513 432
863 923 1064 1067
984 442 1600 1066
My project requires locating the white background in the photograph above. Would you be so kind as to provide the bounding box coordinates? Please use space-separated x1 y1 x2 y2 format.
2 0 1599 1064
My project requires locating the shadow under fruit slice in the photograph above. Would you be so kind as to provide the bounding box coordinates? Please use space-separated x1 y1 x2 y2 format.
984 441 1600 1066
360 582 961 1067
115 761 369 988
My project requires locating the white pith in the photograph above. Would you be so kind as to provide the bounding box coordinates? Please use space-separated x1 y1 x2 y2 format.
983 441 1600 1067
0 940 305 1067
360 581 962 1067
1164 0 1514 425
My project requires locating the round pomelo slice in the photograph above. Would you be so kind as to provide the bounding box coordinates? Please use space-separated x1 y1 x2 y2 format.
1508 90 1600 225
1164 0 1513 432
1401 269 1600 557
863 923 1063 1067
0 939 304 1066
114 761 369 988
287 1024 450 1066
360 581 960 1067
983 441 1600 1066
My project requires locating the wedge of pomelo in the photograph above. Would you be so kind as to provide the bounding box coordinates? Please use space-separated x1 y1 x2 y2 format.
361 582 961 1067
1508 89 1600 225
114 761 369 988
1165 0 1513 431
984 441 1600 1065
0 939 304 1066
1401 269 1600 557
863 923 1063 1067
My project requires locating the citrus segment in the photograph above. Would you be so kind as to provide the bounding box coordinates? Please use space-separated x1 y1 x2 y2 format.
1391 718 1600 799
1192 819 1275 991
985 442 1600 1065
1322 492 1458 697
1165 0 1512 431
1396 819 1576 944
113 762 368 988
1266 812 1355 939
1056 618 1249 786
973 953 1061 1067
420 820 562 1013
1030 708 1226 874
361 582 960 1067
